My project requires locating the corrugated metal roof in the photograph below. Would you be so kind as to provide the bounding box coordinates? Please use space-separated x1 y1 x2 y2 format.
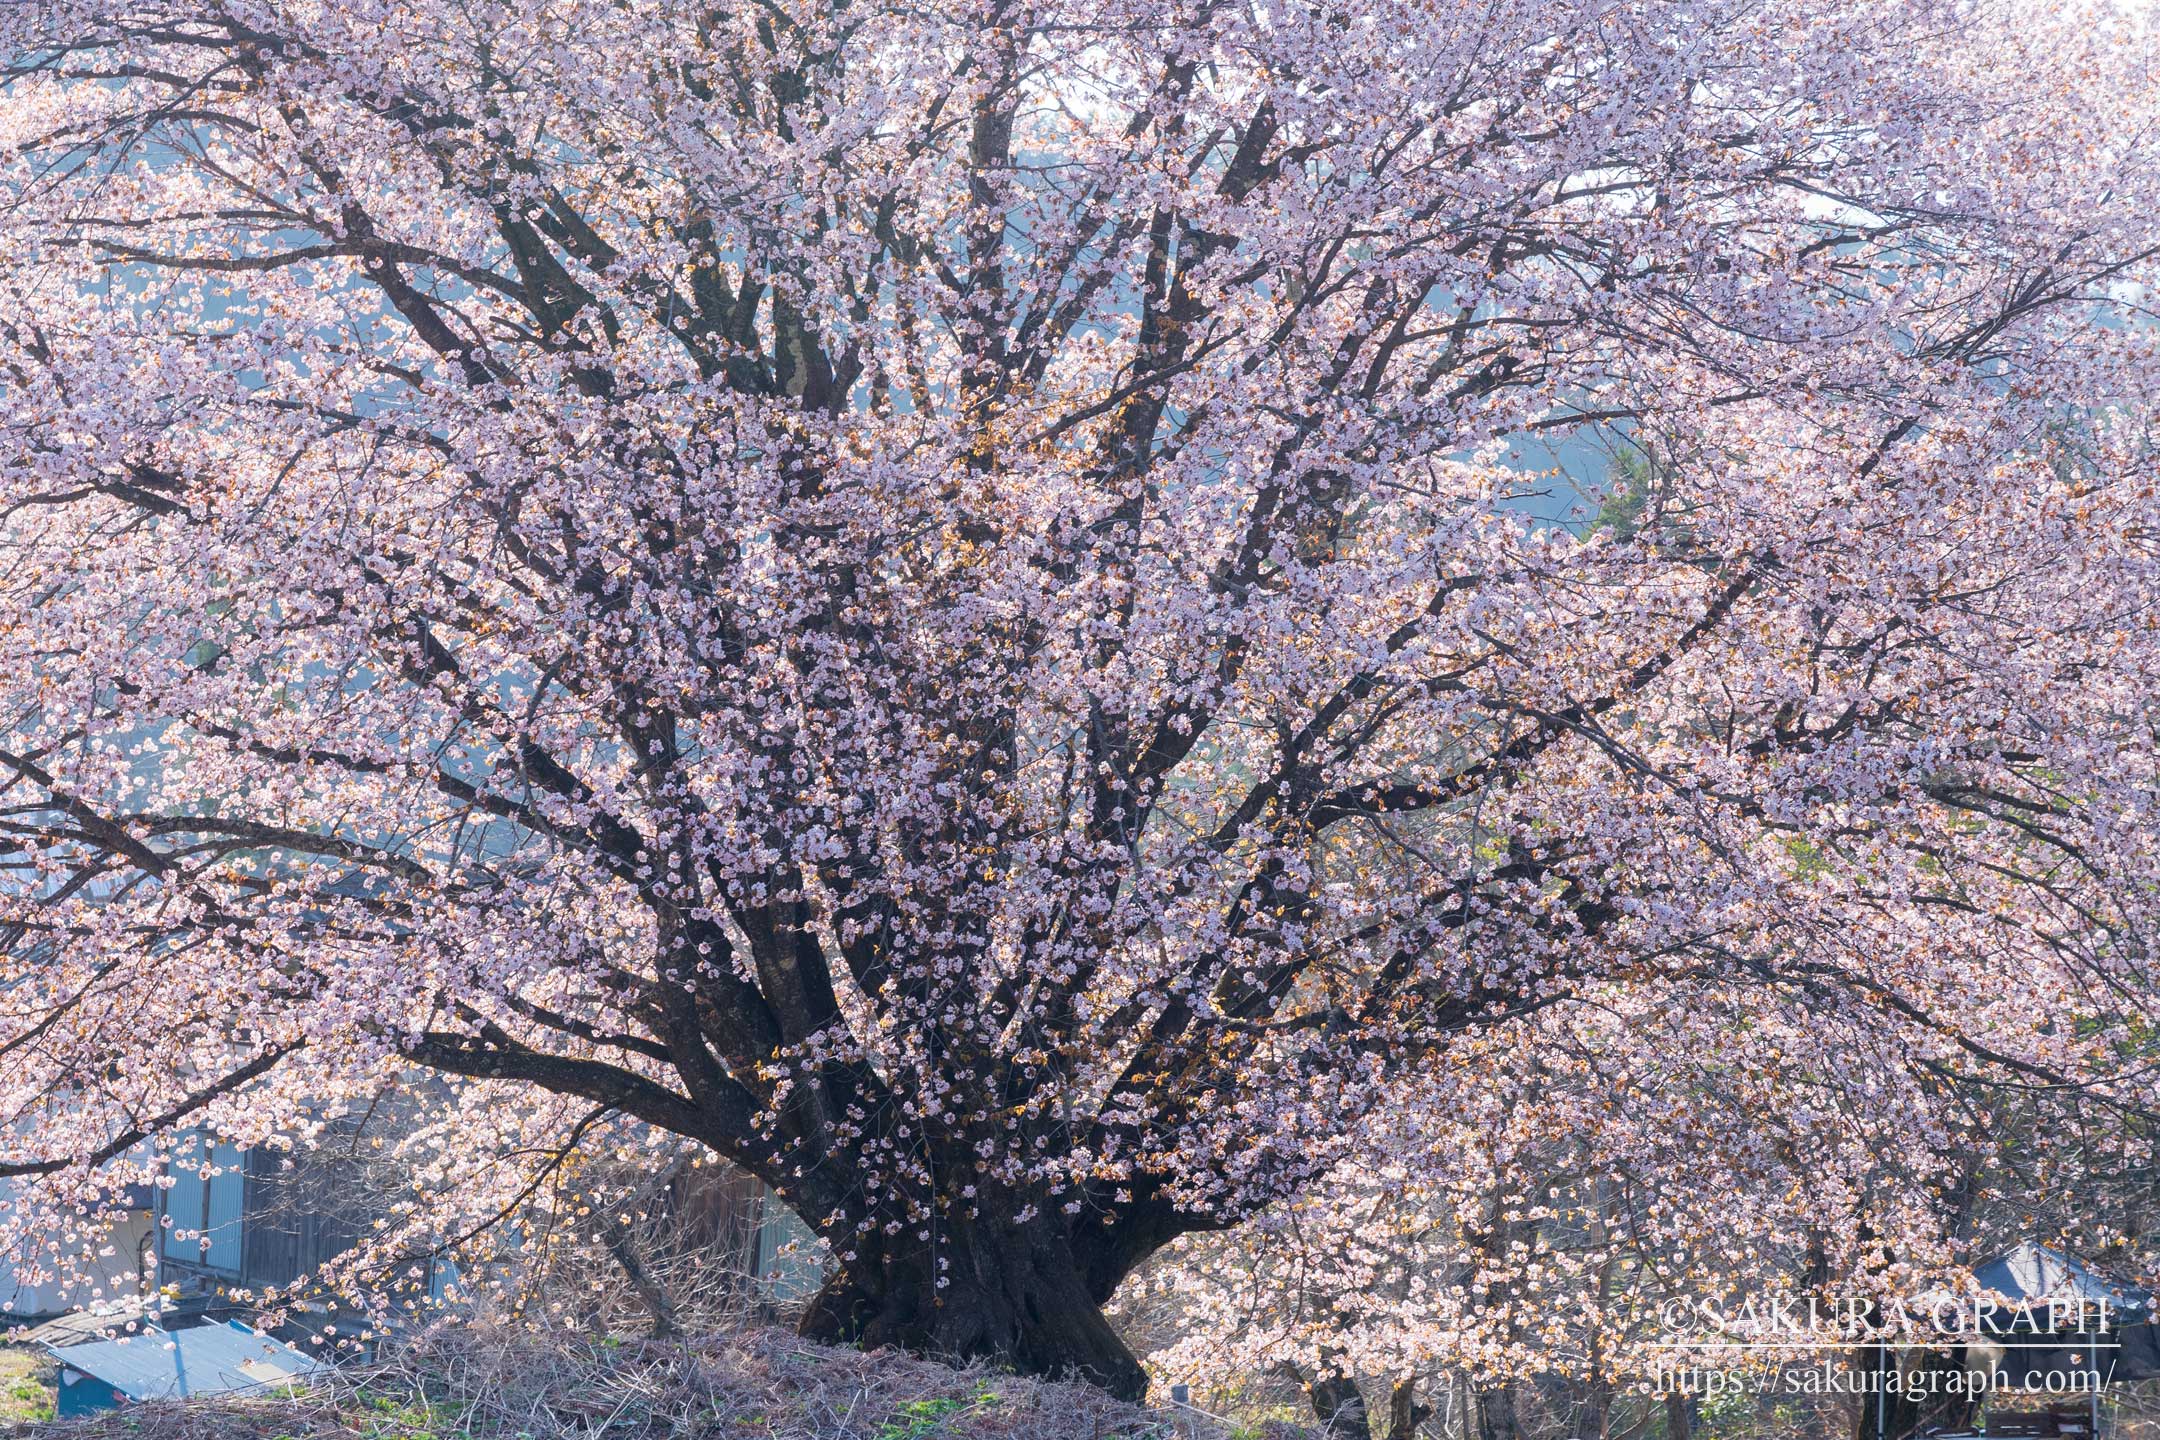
44 1320 327 1401
7 1298 163 1349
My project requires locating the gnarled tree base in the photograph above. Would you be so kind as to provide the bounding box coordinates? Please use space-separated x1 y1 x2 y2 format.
797 1216 1149 1402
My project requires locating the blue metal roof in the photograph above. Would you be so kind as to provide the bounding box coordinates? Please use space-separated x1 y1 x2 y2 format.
1971 1240 2154 1322
44 1320 327 1401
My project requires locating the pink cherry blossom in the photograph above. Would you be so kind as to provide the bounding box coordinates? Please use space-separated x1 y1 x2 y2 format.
0 0 2155 1401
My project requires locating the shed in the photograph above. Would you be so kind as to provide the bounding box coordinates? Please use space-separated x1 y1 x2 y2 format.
40 1319 327 1417
1972 1242 2155 1328
1965 1241 2160 1387
0 1174 156 1320
149 1127 823 1330
151 1130 380 1306
7 1297 162 1349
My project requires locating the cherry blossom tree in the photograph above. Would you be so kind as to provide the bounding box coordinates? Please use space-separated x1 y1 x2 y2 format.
1 0 2158 1400
1126 982 2146 1439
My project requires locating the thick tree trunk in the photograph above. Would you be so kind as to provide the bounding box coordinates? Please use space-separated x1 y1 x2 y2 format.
1473 1382 1518 1440
1386 1377 1430 1440
1849 1346 1978 1440
1308 1372 1371 1440
797 1211 1149 1401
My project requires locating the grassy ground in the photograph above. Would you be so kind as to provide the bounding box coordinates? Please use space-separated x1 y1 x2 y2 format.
0 1347 52 1425
0 1326 1205 1440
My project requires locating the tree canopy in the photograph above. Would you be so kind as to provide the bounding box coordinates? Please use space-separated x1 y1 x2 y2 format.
0 0 2157 1399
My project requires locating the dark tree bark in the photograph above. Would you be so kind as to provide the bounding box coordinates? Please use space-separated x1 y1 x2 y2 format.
1307 1372 1372 1440
798 1209 1150 1401
1850 1345 1978 1440
600 1212 680 1340
1386 1377 1430 1440
1474 1382 1519 1440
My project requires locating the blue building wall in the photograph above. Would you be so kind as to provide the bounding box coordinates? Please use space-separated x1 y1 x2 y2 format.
202 1142 244 1273
54 1371 125 1417
157 1135 245 1276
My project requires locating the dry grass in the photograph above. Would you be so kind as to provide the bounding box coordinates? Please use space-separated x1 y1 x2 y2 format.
0 1348 50 1426
0 1325 1187 1440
